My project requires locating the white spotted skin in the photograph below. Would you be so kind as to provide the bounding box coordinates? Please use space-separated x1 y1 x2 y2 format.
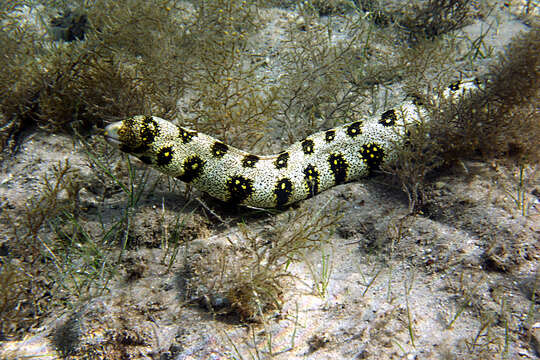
104 80 479 208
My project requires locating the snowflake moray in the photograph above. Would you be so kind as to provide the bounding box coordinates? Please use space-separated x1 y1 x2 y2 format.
104 80 477 208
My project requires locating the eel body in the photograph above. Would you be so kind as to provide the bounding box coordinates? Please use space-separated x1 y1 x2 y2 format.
104 80 477 208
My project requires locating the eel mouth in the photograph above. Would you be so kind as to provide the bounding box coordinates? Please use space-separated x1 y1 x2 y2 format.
103 122 123 146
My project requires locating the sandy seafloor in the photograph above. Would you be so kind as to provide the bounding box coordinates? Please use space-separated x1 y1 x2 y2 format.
1 1 539 359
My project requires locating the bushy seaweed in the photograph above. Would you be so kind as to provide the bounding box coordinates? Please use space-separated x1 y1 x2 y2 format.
0 0 284 155
1 160 82 337
398 0 472 41
305 0 356 16
182 202 339 320
356 0 472 41
180 0 281 147
431 28 540 163
388 28 540 210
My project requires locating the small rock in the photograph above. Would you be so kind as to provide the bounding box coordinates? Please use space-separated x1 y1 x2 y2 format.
531 323 540 356
49 9 88 42
434 181 447 190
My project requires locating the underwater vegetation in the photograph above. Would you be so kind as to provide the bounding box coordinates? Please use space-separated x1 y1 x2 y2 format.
388 27 540 209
